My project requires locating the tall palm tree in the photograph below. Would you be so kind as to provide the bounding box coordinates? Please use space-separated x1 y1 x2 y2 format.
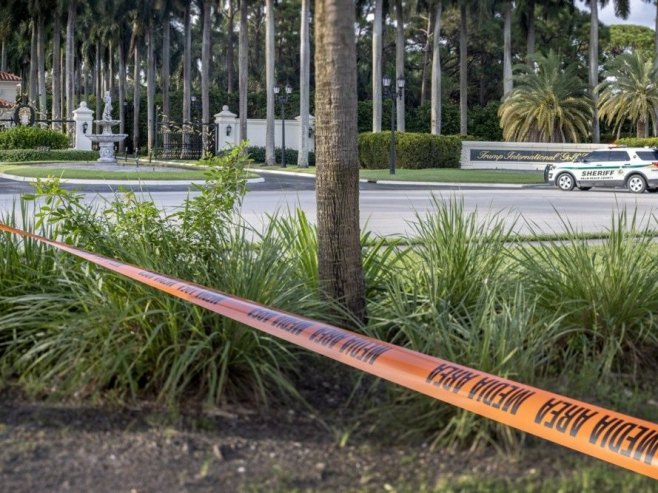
458 0 469 135
430 0 442 134
182 2 192 156
502 0 513 95
65 0 77 134
52 4 62 129
597 51 658 138
315 0 366 323
498 50 593 142
201 0 212 155
372 0 383 132
586 0 629 143
297 0 311 167
265 0 275 165
238 0 248 140
395 0 405 131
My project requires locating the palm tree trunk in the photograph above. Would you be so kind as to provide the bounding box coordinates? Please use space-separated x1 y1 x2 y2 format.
459 2 468 135
133 40 141 154
265 0 276 165
503 1 513 96
29 20 37 104
395 0 405 132
431 0 442 135
589 1 600 143
65 1 76 133
298 0 311 167
161 17 170 154
95 41 102 123
420 13 431 106
118 39 126 152
182 3 192 157
226 0 236 94
315 0 366 324
147 24 155 154
52 13 62 130
0 40 6 72
37 14 47 121
201 0 212 155
372 0 383 132
239 0 248 140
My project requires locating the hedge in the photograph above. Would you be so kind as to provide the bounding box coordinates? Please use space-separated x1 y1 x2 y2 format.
0 149 99 162
616 137 658 148
0 127 69 150
358 132 463 169
246 146 316 166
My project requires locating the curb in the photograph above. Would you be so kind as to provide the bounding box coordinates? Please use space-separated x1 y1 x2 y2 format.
248 167 528 188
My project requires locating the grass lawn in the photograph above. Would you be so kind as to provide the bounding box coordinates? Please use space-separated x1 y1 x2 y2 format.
252 164 545 184
0 164 209 181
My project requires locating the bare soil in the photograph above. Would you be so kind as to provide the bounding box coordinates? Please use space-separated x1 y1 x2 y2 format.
0 388 605 493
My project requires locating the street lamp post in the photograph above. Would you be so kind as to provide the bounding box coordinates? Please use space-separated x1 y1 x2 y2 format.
382 75 405 175
274 84 293 168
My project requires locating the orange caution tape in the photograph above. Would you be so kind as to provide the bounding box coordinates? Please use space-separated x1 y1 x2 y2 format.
1 222 657 480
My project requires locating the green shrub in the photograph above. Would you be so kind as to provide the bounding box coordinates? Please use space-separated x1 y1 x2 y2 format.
0 149 99 162
358 132 462 169
616 136 658 147
246 146 316 166
0 126 69 150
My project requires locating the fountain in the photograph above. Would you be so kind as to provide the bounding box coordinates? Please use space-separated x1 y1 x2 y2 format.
87 91 128 164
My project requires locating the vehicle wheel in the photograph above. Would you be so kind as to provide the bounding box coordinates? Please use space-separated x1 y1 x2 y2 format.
578 186 592 191
556 173 575 191
627 174 647 193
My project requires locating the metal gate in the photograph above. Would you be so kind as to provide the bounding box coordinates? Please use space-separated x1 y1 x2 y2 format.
154 121 216 160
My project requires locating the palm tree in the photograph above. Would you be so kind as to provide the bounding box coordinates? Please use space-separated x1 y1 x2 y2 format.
265 0 275 165
430 0 442 134
395 0 405 131
498 50 593 142
297 0 311 167
201 0 212 156
239 0 248 141
51 4 62 130
65 0 77 134
597 51 658 138
372 0 383 132
586 0 630 143
315 0 366 323
502 0 513 95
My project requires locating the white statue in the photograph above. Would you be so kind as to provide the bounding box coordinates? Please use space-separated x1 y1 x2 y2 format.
102 91 112 121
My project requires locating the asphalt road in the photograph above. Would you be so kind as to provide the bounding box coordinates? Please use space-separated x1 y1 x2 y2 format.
2 173 658 237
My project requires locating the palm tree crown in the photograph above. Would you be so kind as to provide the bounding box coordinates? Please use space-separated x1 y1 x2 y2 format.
498 50 593 143
596 51 658 138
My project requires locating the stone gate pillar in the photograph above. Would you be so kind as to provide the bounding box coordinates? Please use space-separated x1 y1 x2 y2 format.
72 102 94 150
214 106 238 152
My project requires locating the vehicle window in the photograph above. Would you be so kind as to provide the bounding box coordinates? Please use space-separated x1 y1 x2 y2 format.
583 151 607 162
636 150 658 160
608 151 630 161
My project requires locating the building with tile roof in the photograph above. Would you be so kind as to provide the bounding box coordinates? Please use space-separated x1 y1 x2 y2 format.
0 72 21 127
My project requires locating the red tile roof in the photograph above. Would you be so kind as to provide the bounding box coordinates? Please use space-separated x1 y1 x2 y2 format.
0 98 14 109
0 72 21 82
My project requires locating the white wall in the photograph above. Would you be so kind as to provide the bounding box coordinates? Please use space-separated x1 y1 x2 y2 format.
215 106 314 153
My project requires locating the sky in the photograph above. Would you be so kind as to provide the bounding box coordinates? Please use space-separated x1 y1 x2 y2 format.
575 0 656 30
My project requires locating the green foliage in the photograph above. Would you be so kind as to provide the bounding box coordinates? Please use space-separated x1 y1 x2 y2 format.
246 146 316 166
358 132 462 169
597 51 658 138
617 136 658 147
604 24 655 60
0 149 99 162
499 50 593 143
0 126 69 150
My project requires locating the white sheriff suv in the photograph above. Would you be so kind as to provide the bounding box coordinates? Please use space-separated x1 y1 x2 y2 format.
546 146 658 193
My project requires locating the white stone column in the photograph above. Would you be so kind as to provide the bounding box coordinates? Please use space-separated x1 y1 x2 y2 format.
214 105 238 152
72 102 94 150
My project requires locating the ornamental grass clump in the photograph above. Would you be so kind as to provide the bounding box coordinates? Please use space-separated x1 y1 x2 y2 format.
514 208 658 374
